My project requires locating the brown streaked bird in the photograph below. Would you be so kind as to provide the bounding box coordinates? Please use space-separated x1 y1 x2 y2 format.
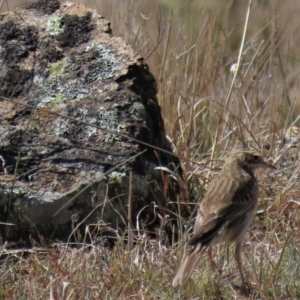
173 150 276 287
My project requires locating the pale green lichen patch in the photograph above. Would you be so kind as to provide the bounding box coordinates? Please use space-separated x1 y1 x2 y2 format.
50 94 64 104
38 94 64 107
108 171 126 184
46 15 63 37
49 58 68 75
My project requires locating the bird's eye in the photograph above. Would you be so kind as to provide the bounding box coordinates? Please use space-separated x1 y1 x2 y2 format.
253 155 260 161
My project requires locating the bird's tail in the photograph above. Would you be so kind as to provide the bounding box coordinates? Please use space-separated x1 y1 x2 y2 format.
172 244 204 287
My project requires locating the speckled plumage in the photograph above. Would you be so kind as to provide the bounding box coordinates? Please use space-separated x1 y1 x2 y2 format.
173 150 276 287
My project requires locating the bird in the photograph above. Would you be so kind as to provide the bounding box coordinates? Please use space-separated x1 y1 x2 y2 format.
172 149 276 287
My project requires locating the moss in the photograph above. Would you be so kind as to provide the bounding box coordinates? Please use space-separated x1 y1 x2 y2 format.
0 20 38 66
0 67 32 97
56 12 94 47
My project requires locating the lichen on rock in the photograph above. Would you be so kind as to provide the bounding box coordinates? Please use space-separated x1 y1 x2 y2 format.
0 1 181 244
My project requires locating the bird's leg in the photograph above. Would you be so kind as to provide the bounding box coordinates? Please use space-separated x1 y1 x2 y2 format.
235 242 246 286
234 242 253 295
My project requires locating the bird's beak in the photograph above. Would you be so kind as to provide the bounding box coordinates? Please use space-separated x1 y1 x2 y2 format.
260 161 276 170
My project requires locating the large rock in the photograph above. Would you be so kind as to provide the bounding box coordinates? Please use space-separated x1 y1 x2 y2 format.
0 0 181 243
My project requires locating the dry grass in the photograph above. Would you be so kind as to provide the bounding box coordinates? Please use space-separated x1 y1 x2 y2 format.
1 0 300 299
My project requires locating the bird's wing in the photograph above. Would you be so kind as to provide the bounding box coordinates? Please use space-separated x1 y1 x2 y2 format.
188 173 257 247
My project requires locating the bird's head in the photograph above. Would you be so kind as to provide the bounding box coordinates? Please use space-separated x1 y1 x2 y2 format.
227 150 276 171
